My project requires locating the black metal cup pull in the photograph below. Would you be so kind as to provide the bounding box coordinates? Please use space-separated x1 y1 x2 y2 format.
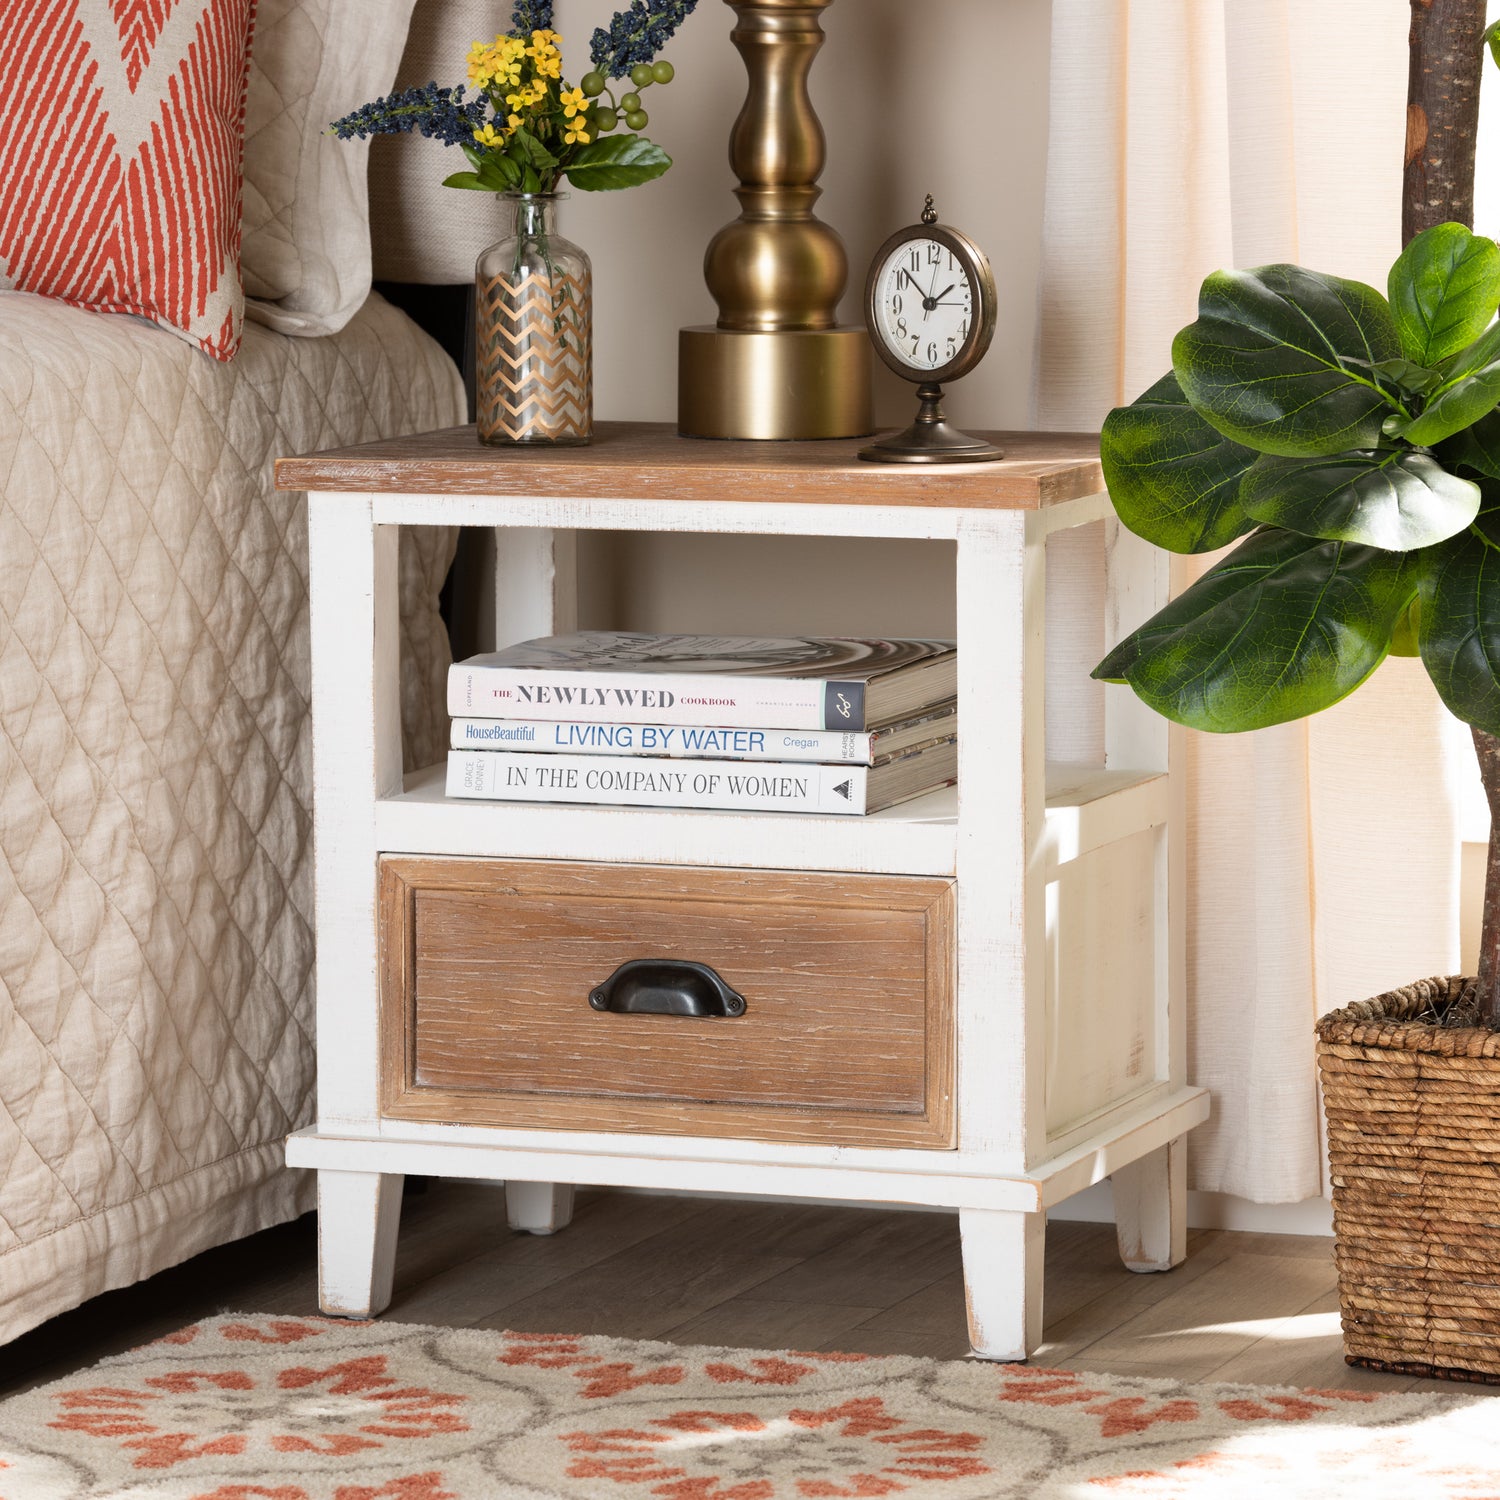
588 959 747 1018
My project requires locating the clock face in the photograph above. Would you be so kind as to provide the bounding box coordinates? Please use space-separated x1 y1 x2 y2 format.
873 236 978 374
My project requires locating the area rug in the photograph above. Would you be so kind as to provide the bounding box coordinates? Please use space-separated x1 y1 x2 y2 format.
0 1315 1495 1499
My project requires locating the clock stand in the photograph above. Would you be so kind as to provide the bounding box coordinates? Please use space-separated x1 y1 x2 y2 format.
859 381 1005 465
276 423 1210 1362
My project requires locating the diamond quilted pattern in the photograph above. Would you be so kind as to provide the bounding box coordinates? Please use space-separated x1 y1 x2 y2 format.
0 290 462 1341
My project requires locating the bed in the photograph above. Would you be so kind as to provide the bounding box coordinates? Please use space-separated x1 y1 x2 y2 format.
0 0 477 1343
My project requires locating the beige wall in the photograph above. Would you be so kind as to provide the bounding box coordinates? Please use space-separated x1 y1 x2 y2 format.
554 0 1052 636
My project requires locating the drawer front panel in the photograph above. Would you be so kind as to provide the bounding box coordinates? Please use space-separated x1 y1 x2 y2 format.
379 857 955 1147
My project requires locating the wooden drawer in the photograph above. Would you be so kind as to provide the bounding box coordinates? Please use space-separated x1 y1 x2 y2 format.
378 856 955 1148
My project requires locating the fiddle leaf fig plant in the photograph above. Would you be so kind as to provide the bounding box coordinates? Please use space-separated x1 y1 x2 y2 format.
1096 221 1500 735
1095 221 1500 1023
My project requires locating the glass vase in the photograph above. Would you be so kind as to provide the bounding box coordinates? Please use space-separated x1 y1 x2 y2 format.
475 193 593 445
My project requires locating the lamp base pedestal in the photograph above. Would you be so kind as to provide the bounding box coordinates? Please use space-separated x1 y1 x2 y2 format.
678 326 872 440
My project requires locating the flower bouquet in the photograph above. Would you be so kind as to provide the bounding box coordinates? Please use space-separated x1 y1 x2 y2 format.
332 0 698 445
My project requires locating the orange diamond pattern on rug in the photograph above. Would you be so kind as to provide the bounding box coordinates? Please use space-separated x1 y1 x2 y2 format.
0 1315 1494 1498
0 0 256 360
476 269 593 444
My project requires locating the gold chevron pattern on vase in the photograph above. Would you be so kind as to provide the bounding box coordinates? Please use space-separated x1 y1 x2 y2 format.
477 268 593 444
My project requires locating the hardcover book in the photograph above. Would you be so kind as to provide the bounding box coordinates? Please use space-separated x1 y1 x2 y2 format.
445 740 958 816
449 701 958 766
447 632 958 731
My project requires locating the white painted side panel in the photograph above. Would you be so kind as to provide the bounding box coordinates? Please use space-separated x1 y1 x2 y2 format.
308 499 399 1128
954 512 1044 1173
1044 828 1159 1135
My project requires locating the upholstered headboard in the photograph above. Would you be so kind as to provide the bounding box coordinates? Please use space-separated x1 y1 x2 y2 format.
370 0 513 285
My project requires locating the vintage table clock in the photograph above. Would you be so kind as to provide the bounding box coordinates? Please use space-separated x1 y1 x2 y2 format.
860 196 1001 464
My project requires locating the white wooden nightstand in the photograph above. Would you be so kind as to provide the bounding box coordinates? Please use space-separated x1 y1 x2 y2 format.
275 423 1208 1361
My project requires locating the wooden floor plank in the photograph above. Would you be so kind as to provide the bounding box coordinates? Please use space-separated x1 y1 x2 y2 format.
0 1186 1482 1405
1062 1251 1341 1382
661 1297 884 1352
745 1205 960 1308
1199 1288 1424 1392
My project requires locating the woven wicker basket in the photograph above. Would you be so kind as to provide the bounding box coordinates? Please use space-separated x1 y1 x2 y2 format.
1316 975 1500 1383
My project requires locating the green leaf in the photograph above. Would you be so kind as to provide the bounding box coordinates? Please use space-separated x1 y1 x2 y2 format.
1358 356 1445 396
1092 527 1417 732
1438 408 1500 479
483 154 521 189
1419 505 1500 733
1487 17 1500 69
510 127 559 172
1172 264 1404 457
1387 222 1500 365
1390 321 1500 447
1239 448 1479 550
1099 373 1258 554
563 134 672 191
441 171 491 192
460 142 485 171
1389 593 1422 657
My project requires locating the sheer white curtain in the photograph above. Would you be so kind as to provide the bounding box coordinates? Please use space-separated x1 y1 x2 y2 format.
1038 0 1468 1202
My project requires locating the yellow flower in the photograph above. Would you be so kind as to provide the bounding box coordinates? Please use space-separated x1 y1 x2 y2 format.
560 86 587 119
534 51 562 80
466 41 497 88
507 113 524 132
496 36 525 85
472 121 504 149
563 118 590 145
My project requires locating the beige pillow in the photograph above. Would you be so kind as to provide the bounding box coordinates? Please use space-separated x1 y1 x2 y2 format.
370 0 513 285
242 0 419 334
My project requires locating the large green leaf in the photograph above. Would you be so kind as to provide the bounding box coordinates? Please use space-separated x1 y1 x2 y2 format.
1172 264 1404 456
1239 449 1479 550
1419 504 1500 734
563 135 671 191
1093 527 1416 732
1099 373 1259 554
1390 321 1500 447
1388 222 1500 365
1438 407 1500 479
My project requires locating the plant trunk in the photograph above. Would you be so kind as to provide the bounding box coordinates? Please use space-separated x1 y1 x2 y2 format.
1403 0 1487 243
1404 1 1499 1024
1473 729 1500 1027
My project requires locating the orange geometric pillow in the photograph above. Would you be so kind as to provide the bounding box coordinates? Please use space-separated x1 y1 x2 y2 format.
0 0 259 361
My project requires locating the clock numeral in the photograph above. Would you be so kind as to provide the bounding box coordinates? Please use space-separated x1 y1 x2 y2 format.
909 334 920 357
891 292 903 316
927 242 942 266
909 249 921 275
895 316 908 338
960 320 970 339
946 337 957 361
927 341 938 364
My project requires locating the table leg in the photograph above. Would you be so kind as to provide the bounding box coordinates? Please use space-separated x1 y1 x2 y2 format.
317 1169 404 1317
960 1206 1044 1360
1112 1135 1188 1272
506 1181 576 1235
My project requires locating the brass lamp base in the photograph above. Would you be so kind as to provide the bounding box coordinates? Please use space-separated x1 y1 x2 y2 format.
678 326 873 440
859 382 1004 464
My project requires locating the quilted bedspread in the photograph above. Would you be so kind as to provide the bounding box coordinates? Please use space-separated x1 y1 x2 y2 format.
0 290 463 1343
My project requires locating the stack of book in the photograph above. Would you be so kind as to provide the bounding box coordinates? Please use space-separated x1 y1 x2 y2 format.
444 631 958 815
